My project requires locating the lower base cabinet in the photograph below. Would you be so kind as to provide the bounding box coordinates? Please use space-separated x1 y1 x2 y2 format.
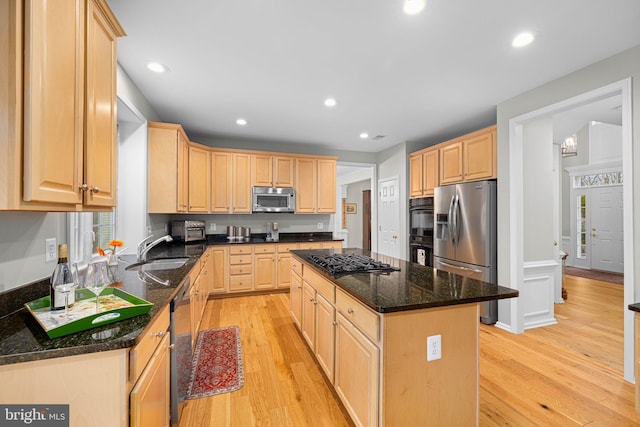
130 332 171 427
335 312 379 427
315 292 336 383
290 270 303 328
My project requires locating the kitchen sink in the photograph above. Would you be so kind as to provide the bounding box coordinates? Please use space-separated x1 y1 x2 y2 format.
125 257 190 272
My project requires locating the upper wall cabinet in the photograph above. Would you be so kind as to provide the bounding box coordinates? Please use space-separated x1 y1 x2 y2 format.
1 0 125 211
409 125 496 198
148 122 190 213
295 157 336 213
188 143 210 212
251 155 295 188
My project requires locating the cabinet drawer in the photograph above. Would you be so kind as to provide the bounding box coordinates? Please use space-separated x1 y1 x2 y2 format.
130 304 170 383
229 254 252 265
335 289 379 343
229 264 252 275
229 275 252 291
291 258 303 277
277 243 298 253
254 244 276 254
299 242 323 250
304 267 334 303
229 245 252 255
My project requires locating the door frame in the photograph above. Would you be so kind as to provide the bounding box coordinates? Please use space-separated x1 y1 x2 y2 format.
507 78 634 381
377 176 401 258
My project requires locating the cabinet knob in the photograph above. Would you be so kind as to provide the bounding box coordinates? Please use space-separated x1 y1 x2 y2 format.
90 186 100 194
151 331 164 338
309 297 314 302
332 321 337 326
79 184 89 191
347 308 354 314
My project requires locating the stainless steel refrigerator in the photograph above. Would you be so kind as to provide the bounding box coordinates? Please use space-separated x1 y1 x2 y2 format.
434 180 497 324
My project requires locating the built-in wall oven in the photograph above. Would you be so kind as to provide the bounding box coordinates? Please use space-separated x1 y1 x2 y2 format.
409 196 434 267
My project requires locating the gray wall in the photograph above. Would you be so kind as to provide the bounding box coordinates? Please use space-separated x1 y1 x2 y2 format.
345 180 372 248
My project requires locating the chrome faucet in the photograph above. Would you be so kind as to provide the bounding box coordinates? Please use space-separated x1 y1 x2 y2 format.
137 235 173 262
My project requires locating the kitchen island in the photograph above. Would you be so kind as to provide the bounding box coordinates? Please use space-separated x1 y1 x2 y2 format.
289 248 518 427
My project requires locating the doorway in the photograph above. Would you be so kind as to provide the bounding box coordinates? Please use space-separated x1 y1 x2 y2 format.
507 78 634 381
362 190 371 250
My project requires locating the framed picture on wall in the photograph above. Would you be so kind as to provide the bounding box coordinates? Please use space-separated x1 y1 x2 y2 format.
346 203 357 214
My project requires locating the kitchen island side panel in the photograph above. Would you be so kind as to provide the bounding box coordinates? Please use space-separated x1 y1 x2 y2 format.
381 303 479 426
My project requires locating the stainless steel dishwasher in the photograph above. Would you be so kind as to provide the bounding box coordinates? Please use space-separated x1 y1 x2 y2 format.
170 277 192 426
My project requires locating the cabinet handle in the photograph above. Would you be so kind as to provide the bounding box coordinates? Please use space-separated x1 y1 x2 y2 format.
347 308 354 314
168 344 175 350
79 184 89 191
151 331 165 338
332 321 337 326
90 186 99 194
309 297 314 302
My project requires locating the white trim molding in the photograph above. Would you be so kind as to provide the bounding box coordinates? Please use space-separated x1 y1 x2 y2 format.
522 260 559 329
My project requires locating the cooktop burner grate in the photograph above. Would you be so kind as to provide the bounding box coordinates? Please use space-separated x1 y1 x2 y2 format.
308 254 400 276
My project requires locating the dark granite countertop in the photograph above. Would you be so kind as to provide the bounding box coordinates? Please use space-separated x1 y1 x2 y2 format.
0 233 343 366
205 231 342 245
290 248 519 313
628 303 640 313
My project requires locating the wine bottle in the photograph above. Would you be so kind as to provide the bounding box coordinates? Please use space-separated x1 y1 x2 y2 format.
50 244 76 310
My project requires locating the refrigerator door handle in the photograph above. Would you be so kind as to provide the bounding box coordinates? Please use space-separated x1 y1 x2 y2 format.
438 260 484 274
452 194 460 246
447 195 455 245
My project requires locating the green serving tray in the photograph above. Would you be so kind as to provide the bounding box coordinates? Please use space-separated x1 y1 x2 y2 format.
25 288 153 339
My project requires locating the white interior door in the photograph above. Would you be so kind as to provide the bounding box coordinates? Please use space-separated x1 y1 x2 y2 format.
378 178 399 258
591 186 624 273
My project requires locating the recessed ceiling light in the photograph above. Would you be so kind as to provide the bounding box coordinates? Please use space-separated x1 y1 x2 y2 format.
236 118 247 126
324 98 337 107
360 132 369 139
512 32 535 48
146 62 169 73
403 0 426 15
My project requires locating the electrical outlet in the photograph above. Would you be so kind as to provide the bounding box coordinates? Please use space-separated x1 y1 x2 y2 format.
164 224 168 233
427 334 441 361
45 238 57 263
209 223 216 232
317 222 323 230
146 225 152 235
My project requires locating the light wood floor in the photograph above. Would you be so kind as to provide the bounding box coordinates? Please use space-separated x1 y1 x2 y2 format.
180 275 639 426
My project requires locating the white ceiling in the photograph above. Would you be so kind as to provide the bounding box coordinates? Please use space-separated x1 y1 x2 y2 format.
108 0 640 153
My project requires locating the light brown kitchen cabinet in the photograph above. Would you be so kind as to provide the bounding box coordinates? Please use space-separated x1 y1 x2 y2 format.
301 281 317 350
130 332 170 427
463 129 496 181
228 246 253 292
315 292 336 382
252 155 295 188
232 153 252 213
210 151 232 213
422 149 439 195
148 122 190 213
290 268 303 328
254 245 276 290
409 154 424 198
208 246 228 294
276 243 298 288
188 144 210 212
295 158 317 213
335 311 379 427
439 141 464 185
274 156 295 187
1 0 124 211
317 158 336 213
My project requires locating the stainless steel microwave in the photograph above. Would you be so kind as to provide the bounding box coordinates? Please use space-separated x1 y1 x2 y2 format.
252 187 295 213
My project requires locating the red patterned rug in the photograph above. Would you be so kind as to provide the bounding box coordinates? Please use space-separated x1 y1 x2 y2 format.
187 326 244 399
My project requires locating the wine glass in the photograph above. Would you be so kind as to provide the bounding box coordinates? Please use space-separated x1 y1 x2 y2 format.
85 261 109 313
52 266 79 318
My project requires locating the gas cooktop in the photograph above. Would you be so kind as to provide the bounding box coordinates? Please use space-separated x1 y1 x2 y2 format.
308 253 400 276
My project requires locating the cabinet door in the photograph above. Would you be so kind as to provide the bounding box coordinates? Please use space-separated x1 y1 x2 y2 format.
251 154 273 187
464 130 495 181
188 145 210 212
301 282 316 350
290 272 303 328
295 158 316 213
177 133 189 212
130 333 170 427
317 159 336 213
439 141 463 185
148 124 179 213
254 253 276 290
335 312 379 427
210 152 231 212
83 0 118 207
409 154 424 198
315 292 335 383
209 247 228 294
273 156 294 187
423 149 439 196
232 154 251 213
277 253 292 288
23 0 84 205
